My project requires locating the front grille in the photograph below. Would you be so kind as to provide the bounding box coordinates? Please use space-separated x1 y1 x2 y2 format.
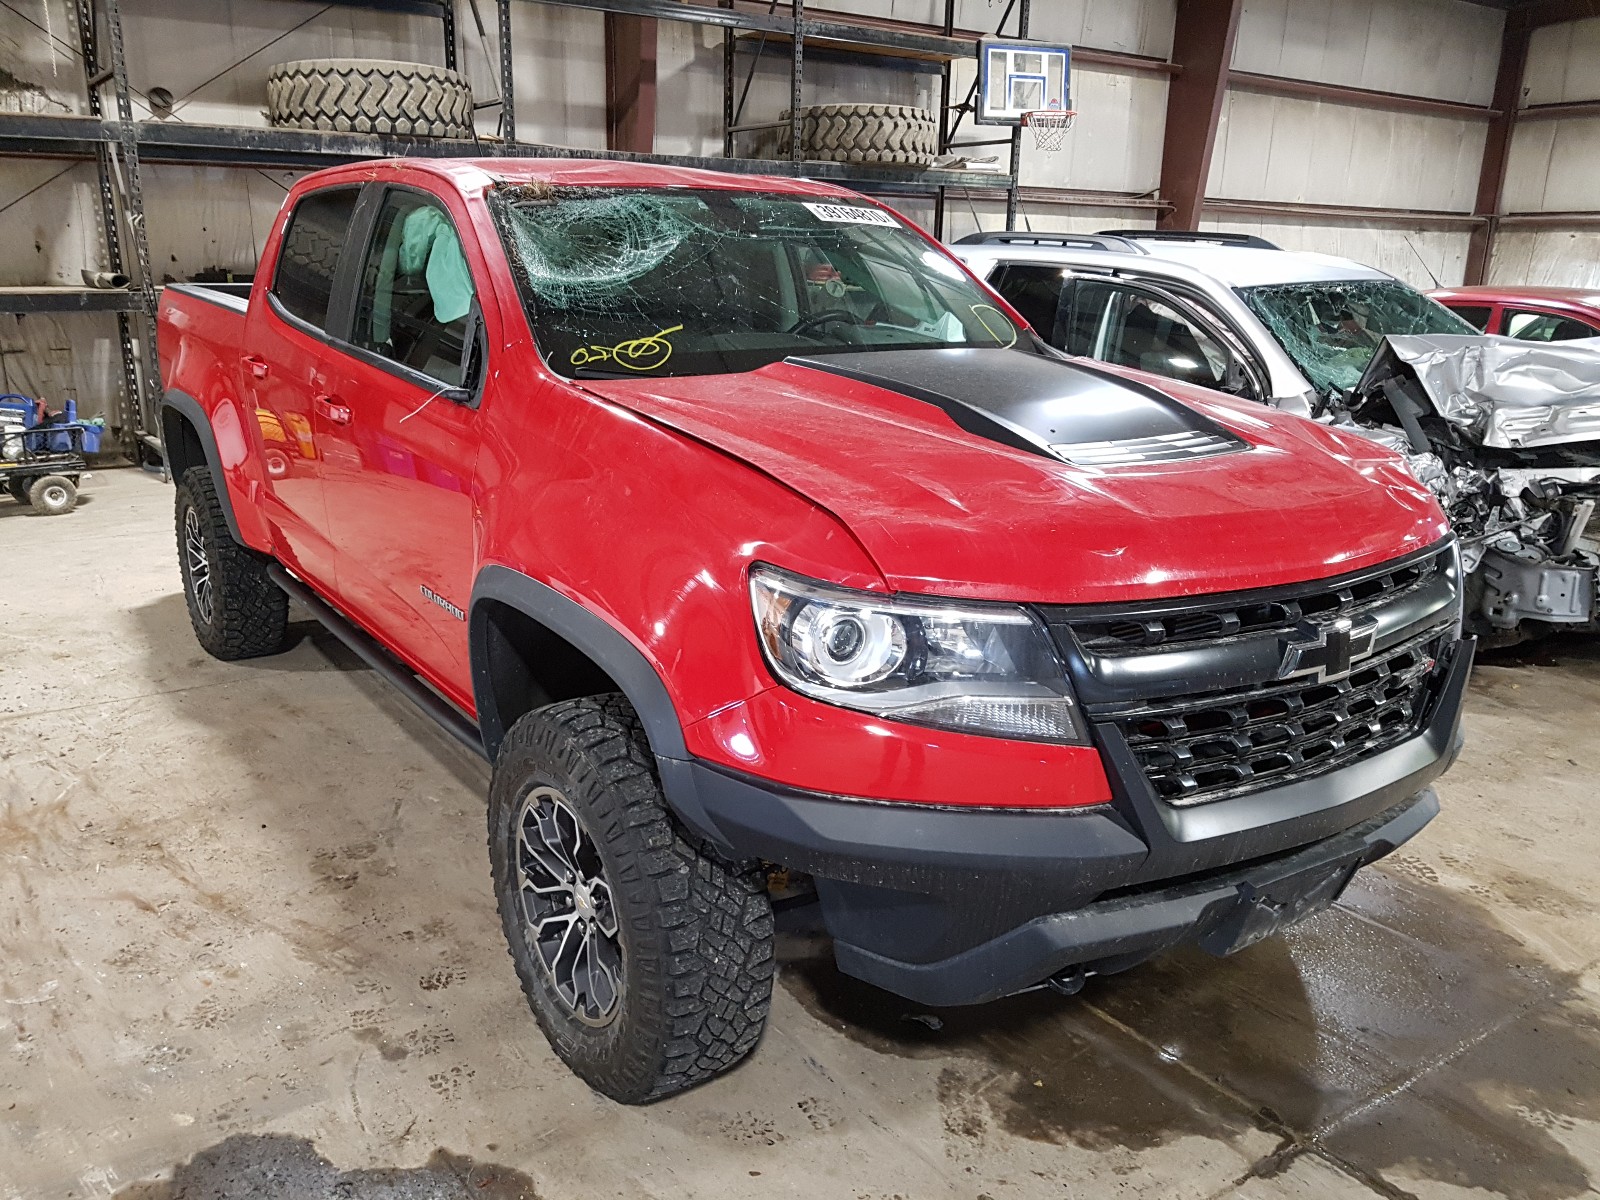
1071 548 1445 653
1115 629 1447 806
1049 429 1243 467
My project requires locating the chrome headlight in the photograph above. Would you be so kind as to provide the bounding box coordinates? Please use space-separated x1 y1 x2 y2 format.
749 565 1087 744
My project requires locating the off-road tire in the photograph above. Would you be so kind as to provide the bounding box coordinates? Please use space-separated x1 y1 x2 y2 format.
28 474 75 515
488 695 774 1104
777 103 937 167
7 476 30 504
266 58 474 139
174 467 290 660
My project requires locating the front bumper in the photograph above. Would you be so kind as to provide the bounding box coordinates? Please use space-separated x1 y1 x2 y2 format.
662 634 1472 1007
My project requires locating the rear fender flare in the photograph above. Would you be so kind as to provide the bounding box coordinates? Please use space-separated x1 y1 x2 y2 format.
161 389 270 549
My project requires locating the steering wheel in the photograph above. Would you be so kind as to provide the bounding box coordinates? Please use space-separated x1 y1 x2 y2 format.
785 309 864 337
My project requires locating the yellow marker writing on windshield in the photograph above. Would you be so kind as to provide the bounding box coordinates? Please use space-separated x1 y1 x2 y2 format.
571 325 684 372
969 304 1019 348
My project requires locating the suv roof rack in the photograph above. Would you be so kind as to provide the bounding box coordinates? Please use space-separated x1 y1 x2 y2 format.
952 231 1146 254
1095 229 1282 251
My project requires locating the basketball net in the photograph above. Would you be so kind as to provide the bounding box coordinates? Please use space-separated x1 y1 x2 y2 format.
1024 109 1077 153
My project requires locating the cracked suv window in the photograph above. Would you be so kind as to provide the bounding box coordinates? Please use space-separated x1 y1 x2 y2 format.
1240 279 1475 397
490 187 1022 378
351 190 478 387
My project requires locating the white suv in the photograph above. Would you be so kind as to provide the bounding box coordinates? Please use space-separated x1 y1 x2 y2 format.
949 229 1475 417
951 229 1600 646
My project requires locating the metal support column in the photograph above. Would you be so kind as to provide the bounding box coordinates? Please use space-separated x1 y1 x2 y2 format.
933 0 954 239
498 0 516 143
789 0 804 163
721 0 735 157
1004 0 1030 229
1157 0 1243 230
442 0 458 70
74 0 141 451
104 0 161 446
1466 11 1530 284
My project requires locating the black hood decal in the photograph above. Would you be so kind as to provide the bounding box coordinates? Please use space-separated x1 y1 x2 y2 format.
787 348 1247 466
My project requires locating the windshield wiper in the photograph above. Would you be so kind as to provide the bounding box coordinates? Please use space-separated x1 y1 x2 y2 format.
572 366 645 380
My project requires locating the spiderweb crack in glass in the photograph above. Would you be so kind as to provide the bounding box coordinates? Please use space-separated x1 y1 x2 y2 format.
1240 279 1476 397
491 185 1022 378
503 194 701 308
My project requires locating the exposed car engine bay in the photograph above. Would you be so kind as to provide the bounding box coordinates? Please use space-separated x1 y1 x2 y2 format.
1328 334 1600 645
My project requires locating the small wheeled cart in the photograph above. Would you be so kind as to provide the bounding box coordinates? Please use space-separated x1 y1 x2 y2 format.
0 394 103 516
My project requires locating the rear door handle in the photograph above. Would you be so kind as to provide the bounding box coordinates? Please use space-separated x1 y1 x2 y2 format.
314 394 352 425
241 354 270 380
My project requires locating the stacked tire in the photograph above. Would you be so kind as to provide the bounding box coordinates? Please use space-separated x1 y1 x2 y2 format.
776 103 937 169
266 58 474 139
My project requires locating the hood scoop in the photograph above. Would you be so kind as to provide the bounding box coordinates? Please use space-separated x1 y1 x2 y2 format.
788 348 1248 468
1049 429 1242 467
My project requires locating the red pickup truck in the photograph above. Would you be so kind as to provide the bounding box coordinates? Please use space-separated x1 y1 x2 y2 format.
158 158 1470 1104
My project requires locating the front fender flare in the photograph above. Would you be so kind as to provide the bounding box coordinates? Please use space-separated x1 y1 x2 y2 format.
468 566 733 849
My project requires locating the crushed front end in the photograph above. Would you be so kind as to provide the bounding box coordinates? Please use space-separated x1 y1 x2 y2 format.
1332 334 1600 644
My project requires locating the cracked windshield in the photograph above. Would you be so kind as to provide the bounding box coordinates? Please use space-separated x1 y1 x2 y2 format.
492 186 1021 378
1239 279 1476 397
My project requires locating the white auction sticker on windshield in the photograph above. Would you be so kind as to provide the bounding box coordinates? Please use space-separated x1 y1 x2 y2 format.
803 202 900 228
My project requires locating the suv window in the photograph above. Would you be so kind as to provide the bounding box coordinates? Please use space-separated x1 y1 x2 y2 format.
1505 309 1598 342
350 190 479 386
1090 284 1241 390
272 188 360 330
992 264 1068 341
994 267 1252 394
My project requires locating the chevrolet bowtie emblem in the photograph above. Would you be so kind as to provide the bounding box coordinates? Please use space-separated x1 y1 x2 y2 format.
1277 616 1379 683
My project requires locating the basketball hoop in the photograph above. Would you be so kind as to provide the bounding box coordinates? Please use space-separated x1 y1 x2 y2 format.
1024 109 1077 152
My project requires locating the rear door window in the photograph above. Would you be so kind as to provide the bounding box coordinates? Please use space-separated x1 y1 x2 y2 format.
1504 309 1600 342
271 188 360 331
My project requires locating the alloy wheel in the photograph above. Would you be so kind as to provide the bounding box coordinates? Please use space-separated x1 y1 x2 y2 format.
515 786 623 1026
184 505 213 627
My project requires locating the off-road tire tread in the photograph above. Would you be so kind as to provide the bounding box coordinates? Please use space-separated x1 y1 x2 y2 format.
175 467 290 660
776 103 937 167
489 695 774 1104
28 473 75 515
266 58 473 140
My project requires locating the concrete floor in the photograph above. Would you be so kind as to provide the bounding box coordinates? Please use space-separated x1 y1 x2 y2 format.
3 467 1599 1200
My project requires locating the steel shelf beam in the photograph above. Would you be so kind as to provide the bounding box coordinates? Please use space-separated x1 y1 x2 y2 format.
526 0 970 59
0 112 1010 193
0 287 145 313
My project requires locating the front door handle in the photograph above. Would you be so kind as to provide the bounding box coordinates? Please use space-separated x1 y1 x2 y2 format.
314 393 351 425
241 354 270 380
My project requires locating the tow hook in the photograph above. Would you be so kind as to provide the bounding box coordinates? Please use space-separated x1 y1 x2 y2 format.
1047 967 1087 996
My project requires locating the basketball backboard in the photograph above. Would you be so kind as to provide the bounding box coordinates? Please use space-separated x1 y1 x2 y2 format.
976 39 1071 126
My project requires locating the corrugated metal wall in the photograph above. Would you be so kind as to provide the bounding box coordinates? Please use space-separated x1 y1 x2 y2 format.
1196 0 1501 290
0 0 1590 422
1491 15 1600 289
1489 15 1600 289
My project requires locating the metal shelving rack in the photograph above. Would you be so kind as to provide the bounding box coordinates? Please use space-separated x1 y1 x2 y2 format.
0 0 1029 457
